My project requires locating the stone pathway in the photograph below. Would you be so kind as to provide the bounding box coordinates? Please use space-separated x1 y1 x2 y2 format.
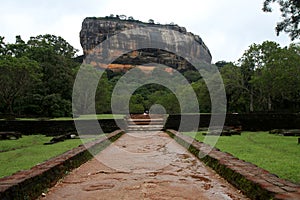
41 131 248 200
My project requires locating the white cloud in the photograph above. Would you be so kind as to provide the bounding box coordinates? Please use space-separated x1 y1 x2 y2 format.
0 0 298 62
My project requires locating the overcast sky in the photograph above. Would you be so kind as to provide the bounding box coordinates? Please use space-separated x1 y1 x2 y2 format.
1 0 299 63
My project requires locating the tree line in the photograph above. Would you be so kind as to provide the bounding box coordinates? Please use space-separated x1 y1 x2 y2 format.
72 40 300 115
0 34 79 117
220 41 300 113
0 34 299 118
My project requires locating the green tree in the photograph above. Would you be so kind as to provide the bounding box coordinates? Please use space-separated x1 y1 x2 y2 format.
238 41 300 112
263 0 300 40
215 60 232 68
73 65 102 115
5 36 27 57
0 56 41 114
26 34 78 60
25 34 79 117
0 34 79 117
220 63 247 112
129 94 145 113
183 70 202 83
256 43 300 111
148 19 155 24
192 80 211 113
239 43 261 112
176 84 199 113
42 94 71 117
0 36 5 55
253 42 283 111
96 72 112 113
148 90 180 114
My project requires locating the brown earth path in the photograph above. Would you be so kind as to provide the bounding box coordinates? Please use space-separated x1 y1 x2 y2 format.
41 131 249 200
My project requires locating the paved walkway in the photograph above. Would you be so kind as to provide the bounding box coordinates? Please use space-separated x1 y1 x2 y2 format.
42 131 248 200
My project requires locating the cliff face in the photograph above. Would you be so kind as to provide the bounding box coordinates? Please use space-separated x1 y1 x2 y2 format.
80 17 212 71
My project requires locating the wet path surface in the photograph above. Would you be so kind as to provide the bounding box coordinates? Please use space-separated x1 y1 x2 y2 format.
42 132 248 200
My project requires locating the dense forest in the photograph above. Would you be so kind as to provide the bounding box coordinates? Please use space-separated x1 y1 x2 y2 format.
0 34 78 117
0 34 299 118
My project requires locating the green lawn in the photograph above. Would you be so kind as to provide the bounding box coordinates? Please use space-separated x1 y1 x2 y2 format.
0 135 101 178
184 131 300 184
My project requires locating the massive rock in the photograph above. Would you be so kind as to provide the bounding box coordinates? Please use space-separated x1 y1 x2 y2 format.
80 17 212 72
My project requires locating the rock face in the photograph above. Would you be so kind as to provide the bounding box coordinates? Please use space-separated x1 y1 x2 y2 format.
80 17 212 71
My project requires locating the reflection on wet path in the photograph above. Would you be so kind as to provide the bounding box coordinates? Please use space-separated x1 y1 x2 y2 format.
42 131 248 200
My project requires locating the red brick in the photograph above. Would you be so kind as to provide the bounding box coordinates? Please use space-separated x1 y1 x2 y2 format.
281 186 298 192
264 185 286 194
275 192 300 200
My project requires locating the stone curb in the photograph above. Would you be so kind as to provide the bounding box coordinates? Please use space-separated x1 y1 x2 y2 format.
166 129 300 200
0 130 124 200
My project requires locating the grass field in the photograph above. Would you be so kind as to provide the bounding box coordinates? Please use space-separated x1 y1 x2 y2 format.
0 135 100 178
184 131 300 184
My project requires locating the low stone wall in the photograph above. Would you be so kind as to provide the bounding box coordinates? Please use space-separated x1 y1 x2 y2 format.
0 130 124 200
0 119 125 136
166 129 300 200
1 113 299 136
165 113 300 131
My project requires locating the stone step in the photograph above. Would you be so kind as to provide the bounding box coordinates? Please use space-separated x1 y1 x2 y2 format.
127 121 164 125
126 125 164 131
127 125 164 128
126 128 163 132
126 118 164 122
124 115 166 132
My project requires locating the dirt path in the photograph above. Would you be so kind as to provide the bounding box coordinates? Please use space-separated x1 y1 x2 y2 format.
42 131 248 200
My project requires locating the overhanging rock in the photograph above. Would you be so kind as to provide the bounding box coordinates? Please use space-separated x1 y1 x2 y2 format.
80 17 212 71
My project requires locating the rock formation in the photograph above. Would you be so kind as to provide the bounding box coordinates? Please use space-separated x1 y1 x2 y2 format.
80 16 212 72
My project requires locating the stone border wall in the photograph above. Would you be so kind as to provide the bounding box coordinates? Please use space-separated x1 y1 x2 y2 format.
0 130 124 200
165 113 300 131
0 119 125 136
166 129 300 200
1 113 299 136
